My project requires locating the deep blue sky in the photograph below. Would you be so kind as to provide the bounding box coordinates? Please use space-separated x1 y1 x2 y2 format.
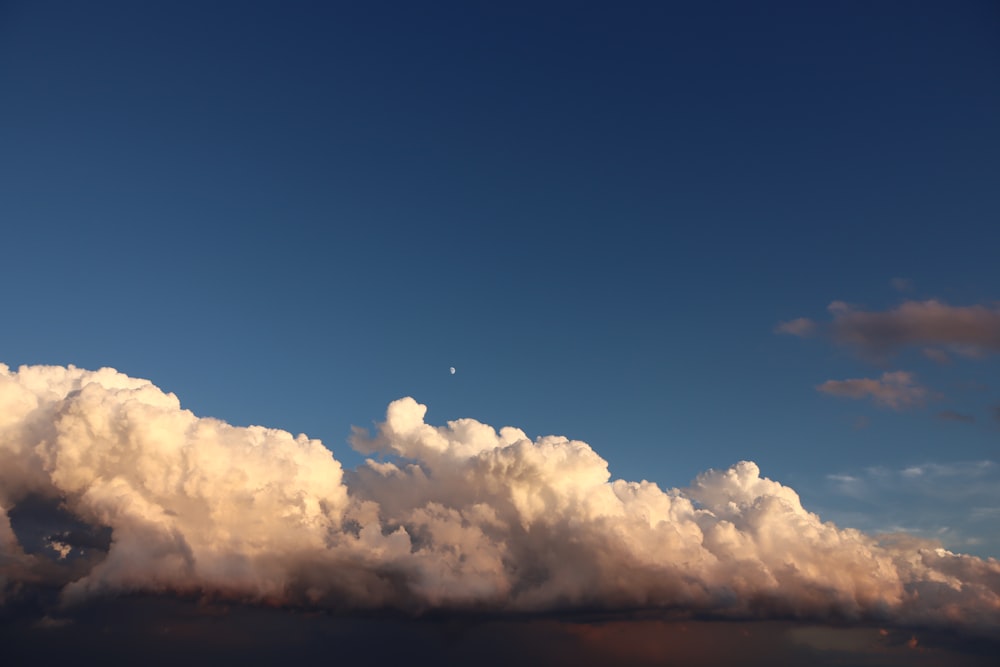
2 1 998 553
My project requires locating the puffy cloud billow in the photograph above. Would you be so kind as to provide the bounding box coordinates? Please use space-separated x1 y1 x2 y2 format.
1 364 998 635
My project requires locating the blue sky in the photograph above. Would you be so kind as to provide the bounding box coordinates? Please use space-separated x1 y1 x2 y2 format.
1 0 998 558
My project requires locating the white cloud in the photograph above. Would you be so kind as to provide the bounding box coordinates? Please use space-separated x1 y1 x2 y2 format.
0 364 999 636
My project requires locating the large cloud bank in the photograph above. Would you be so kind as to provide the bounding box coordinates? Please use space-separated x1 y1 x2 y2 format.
1 364 998 633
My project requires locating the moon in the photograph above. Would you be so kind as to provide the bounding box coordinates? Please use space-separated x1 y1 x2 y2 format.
449 367 456 375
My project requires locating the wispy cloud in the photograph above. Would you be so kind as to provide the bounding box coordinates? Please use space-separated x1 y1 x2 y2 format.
776 299 1000 358
921 347 951 364
896 460 995 479
957 380 990 392
890 277 913 292
816 371 928 409
937 410 975 424
818 460 1000 558
774 317 817 337
830 300 1000 357
825 473 865 499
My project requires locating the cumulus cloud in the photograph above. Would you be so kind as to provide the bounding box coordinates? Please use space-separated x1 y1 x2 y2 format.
816 371 928 410
1 364 999 636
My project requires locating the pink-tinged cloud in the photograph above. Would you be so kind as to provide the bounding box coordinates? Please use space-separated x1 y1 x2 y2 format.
816 371 928 410
829 300 1000 356
773 317 817 337
1 364 999 637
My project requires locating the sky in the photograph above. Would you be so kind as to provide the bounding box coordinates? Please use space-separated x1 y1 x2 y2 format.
1 1 999 664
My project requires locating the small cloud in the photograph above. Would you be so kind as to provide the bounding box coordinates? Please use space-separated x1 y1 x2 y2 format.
33 616 73 630
827 300 852 315
970 507 1000 520
891 277 913 292
951 344 990 359
955 380 990 393
816 371 928 410
826 473 866 498
853 415 871 430
774 317 816 337
922 347 951 364
936 410 975 424
46 538 73 560
896 460 994 479
816 460 1000 558
828 300 1000 357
